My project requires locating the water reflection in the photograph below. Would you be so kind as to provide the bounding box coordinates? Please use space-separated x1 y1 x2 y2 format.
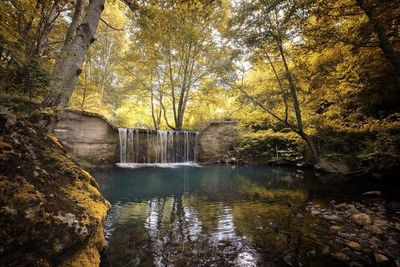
94 165 381 267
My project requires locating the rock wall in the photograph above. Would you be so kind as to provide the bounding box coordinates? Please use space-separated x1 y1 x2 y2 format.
198 121 238 163
54 109 119 166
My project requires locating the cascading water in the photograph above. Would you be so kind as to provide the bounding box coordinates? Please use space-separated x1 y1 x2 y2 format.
118 128 199 167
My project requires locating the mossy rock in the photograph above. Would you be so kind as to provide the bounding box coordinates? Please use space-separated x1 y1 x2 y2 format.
0 105 110 266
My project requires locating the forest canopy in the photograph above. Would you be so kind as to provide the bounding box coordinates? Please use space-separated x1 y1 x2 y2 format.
1 0 399 167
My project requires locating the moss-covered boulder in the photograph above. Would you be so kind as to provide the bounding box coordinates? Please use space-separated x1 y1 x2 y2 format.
0 106 110 266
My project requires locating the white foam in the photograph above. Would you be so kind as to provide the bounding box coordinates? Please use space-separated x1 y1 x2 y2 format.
116 162 202 168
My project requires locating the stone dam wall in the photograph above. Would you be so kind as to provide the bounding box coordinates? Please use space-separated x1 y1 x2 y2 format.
54 109 237 165
197 121 238 163
54 109 119 166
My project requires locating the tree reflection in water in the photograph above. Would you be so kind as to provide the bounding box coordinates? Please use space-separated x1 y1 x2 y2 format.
95 165 375 267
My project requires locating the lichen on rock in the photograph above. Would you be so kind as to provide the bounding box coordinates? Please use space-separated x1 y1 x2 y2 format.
0 106 110 266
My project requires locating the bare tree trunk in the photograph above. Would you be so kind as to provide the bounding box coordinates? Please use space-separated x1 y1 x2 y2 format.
42 0 103 107
151 89 158 129
356 0 400 80
278 43 304 131
178 57 195 130
167 53 178 126
176 42 192 130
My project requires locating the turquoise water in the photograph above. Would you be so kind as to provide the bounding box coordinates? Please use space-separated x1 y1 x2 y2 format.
93 165 389 267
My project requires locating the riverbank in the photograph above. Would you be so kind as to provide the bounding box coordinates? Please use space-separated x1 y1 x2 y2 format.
231 127 400 176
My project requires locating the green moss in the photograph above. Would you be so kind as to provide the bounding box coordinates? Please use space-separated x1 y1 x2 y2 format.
62 179 110 225
46 134 64 149
235 130 304 164
60 229 104 267
0 104 110 266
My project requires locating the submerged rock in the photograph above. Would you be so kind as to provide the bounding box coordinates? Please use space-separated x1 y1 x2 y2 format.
331 252 350 262
322 214 341 221
330 225 342 232
374 253 389 263
307 200 400 266
365 225 383 235
346 241 362 250
351 213 371 226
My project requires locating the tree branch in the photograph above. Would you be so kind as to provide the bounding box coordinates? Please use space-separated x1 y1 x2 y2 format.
100 17 124 31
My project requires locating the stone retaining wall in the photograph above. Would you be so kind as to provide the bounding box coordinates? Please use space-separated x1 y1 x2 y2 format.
54 109 119 166
197 121 238 163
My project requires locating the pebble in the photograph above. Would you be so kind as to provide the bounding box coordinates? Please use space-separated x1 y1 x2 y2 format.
323 214 341 221
369 237 381 244
349 261 364 267
344 208 360 217
330 225 342 232
374 253 389 263
311 210 321 216
364 225 383 235
322 246 330 255
374 219 389 228
331 252 350 262
351 213 371 226
338 232 355 240
395 223 400 231
335 203 349 209
346 241 362 250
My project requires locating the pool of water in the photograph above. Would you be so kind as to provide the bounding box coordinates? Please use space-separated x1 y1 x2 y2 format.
93 165 395 267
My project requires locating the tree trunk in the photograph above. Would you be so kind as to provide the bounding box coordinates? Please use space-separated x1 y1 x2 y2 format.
298 131 319 164
278 43 304 131
59 0 83 60
42 0 104 107
277 41 320 163
356 0 400 80
151 89 158 129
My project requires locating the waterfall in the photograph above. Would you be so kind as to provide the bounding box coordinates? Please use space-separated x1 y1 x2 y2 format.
118 128 199 166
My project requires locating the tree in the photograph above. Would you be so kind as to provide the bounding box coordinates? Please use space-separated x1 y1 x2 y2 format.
124 0 232 130
0 0 68 97
354 0 400 80
232 0 320 163
42 0 106 107
301 0 400 118
35 0 69 58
